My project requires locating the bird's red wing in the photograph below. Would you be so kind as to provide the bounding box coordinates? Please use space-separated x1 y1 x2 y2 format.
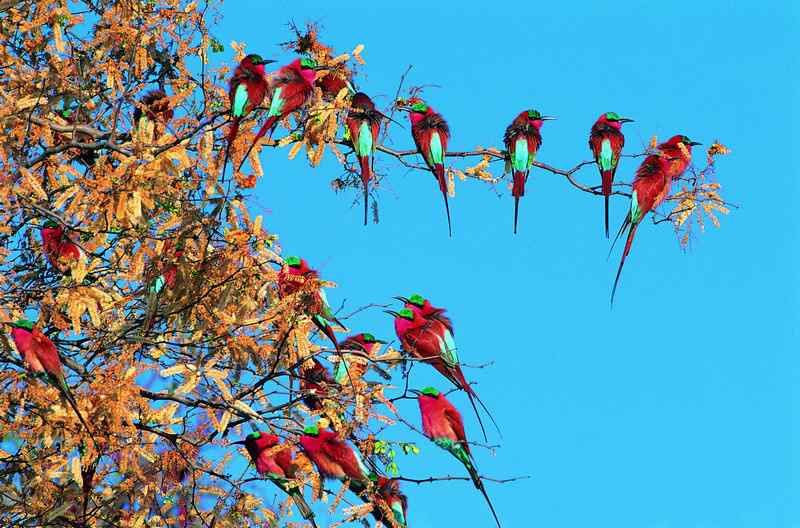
632 155 670 215
32 329 64 379
404 325 442 363
345 116 362 148
411 126 434 171
442 402 470 455
323 439 364 481
276 79 313 116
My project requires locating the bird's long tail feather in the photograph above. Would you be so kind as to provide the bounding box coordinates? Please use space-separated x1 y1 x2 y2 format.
435 164 452 237
57 378 99 450
465 461 501 528
452 369 502 440
610 221 639 307
221 117 240 184
142 289 159 334
512 170 526 234
289 489 318 528
359 155 371 226
312 315 339 352
237 115 279 172
602 169 613 238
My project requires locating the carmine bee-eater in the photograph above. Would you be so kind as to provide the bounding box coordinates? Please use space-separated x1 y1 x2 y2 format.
372 476 408 528
386 308 498 441
394 293 454 335
6 320 95 442
403 97 453 236
278 256 344 350
143 240 183 332
133 89 174 141
503 109 553 234
337 332 392 383
299 425 374 491
222 54 273 178
416 387 500 527
233 431 318 527
589 112 633 237
41 220 81 273
238 57 325 172
299 358 333 411
345 92 383 226
610 135 701 305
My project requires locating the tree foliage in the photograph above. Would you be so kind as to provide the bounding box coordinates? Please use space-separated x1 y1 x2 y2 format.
0 1 734 527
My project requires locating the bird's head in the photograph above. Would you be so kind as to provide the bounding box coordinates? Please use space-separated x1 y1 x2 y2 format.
243 54 275 74
665 134 702 148
303 424 320 437
601 111 634 129
41 220 60 230
9 319 34 331
284 256 315 277
420 386 440 398
350 92 375 110
526 109 555 128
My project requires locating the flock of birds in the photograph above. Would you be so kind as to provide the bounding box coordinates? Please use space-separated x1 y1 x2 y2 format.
222 53 703 305
4 51 708 528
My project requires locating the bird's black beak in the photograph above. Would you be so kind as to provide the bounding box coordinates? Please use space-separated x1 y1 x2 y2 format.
375 339 388 344
618 118 634 123
541 116 556 121
313 66 332 72
408 389 422 396
393 296 410 304
262 59 276 65
384 310 400 318
231 440 246 445
688 141 702 146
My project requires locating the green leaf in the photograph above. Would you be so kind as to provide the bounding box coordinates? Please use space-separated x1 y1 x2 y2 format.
386 461 399 477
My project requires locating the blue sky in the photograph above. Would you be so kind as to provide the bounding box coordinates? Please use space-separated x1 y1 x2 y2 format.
217 1 798 527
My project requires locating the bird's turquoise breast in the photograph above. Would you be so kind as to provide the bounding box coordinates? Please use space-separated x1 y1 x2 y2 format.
599 138 616 171
232 84 249 117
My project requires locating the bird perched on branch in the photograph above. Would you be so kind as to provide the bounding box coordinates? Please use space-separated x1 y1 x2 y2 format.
416 387 500 527
610 135 701 305
345 92 384 226
233 431 318 528
503 109 553 234
222 54 274 179
133 89 174 141
238 57 327 172
40 220 81 274
589 112 633 237
401 97 453 236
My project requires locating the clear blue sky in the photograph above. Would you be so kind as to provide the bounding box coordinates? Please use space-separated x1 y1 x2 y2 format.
217 1 798 526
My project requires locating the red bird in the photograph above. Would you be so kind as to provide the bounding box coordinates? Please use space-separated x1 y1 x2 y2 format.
6 320 94 441
41 220 81 273
299 357 333 411
394 293 454 335
222 54 273 178
233 432 317 527
143 240 184 332
345 92 383 225
133 89 174 141
404 97 453 236
589 112 633 237
610 134 701 305
298 425 372 487
372 476 408 528
337 332 392 382
278 256 344 350
503 109 553 234
417 387 500 527
386 307 498 441
238 57 322 172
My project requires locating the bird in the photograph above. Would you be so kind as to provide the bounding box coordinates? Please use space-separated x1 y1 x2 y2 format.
503 109 554 234
6 320 95 442
371 476 408 528
40 220 81 273
416 387 500 527
222 54 274 179
298 425 373 491
238 57 323 172
386 307 499 441
277 256 344 351
298 357 333 411
394 294 454 335
345 92 383 225
232 431 318 527
142 240 183 332
610 135 701 305
132 89 174 141
336 332 392 383
589 112 633 237
403 97 453 236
